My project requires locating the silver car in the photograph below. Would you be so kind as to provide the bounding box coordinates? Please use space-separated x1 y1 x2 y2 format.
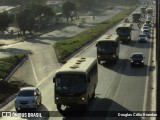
77 22 84 27
142 29 150 38
138 34 148 43
141 26 150 32
15 87 42 112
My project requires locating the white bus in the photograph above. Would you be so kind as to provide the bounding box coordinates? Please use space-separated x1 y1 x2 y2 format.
53 57 98 111
96 34 119 64
116 23 132 42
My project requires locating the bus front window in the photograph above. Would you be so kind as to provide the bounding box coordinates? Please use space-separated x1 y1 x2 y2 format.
116 28 131 35
55 74 87 95
97 42 117 54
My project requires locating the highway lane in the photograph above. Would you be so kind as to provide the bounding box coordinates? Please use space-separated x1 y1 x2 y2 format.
0 6 155 120
0 6 127 120
0 6 123 86
61 8 154 120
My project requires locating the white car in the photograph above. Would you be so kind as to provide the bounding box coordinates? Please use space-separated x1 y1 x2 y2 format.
77 22 84 27
145 20 152 27
87 11 93 16
15 87 42 112
138 34 148 43
141 26 150 32
142 29 150 38
143 23 151 28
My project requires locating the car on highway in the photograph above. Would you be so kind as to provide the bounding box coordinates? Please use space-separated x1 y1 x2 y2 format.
87 11 93 16
130 53 145 67
15 87 42 112
141 26 150 32
143 23 151 28
145 20 152 27
77 22 84 27
138 34 148 43
142 29 150 38
124 18 129 22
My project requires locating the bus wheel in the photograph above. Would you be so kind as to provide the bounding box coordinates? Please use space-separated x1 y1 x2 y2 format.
57 104 62 111
98 60 101 64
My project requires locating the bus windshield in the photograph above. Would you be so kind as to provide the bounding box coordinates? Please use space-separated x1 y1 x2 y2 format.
116 27 131 35
97 42 117 54
132 14 141 18
55 74 87 95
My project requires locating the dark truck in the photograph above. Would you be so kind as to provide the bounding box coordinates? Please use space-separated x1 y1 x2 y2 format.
116 23 132 43
140 7 146 14
132 12 142 23
146 7 153 15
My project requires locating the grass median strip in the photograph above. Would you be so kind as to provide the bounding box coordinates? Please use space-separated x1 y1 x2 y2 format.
0 53 27 103
54 7 137 62
0 53 26 80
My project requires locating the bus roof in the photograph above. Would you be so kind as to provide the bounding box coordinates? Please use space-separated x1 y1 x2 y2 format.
56 57 97 74
117 23 132 28
97 34 118 42
132 12 141 15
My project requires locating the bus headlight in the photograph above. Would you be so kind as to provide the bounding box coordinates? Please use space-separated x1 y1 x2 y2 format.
56 97 59 100
82 97 85 100
141 61 144 62
128 37 130 39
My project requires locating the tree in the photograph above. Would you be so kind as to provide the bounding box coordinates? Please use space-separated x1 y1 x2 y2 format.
62 1 76 22
16 9 35 35
29 4 55 28
16 4 55 34
0 12 12 32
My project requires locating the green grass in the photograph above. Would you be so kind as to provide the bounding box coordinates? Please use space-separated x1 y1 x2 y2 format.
0 81 19 103
54 7 137 62
0 53 27 103
0 80 30 103
0 53 26 80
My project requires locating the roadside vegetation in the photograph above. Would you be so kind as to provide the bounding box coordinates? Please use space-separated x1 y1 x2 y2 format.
0 53 27 103
54 7 137 62
0 0 140 36
0 80 30 103
0 53 26 80
0 81 18 103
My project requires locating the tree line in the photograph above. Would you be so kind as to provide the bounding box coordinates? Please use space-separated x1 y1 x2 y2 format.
0 0 139 35
0 1 77 35
0 0 46 6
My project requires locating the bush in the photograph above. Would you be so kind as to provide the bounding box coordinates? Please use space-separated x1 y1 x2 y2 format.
0 53 26 80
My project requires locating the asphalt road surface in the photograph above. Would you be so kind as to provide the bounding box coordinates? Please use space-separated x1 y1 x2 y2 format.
0 4 156 120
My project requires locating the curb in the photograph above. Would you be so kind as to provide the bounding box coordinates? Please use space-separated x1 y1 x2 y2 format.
0 94 16 110
4 55 28 81
0 55 28 109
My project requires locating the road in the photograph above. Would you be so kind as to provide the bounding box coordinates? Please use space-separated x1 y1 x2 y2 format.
0 6 124 86
0 4 156 120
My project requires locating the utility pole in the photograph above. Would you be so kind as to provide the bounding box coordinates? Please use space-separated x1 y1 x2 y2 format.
156 0 160 118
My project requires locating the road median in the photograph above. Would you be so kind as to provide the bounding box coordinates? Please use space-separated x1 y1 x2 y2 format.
54 7 137 63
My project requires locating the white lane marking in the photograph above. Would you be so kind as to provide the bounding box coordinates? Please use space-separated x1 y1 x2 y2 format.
39 65 53 71
29 55 39 84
